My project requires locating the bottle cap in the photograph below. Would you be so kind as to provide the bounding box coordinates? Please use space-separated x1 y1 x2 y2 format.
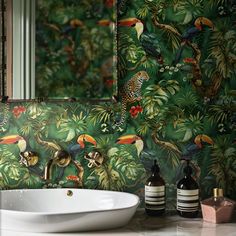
213 188 218 198
183 160 192 175
218 188 224 197
151 160 160 173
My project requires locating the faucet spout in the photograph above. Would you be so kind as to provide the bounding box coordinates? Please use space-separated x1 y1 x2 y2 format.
44 159 54 181
44 150 71 181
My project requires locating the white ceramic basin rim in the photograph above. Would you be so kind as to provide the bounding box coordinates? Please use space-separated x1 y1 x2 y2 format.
0 188 140 232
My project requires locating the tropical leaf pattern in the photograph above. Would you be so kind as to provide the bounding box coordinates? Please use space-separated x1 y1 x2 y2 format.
35 0 116 98
0 0 236 209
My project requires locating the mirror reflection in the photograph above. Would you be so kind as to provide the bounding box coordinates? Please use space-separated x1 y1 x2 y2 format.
3 0 117 100
35 0 116 99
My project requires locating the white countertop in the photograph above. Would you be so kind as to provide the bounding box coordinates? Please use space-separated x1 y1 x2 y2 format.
1 209 236 236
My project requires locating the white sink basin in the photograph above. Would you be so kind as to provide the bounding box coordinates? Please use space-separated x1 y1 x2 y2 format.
0 189 139 233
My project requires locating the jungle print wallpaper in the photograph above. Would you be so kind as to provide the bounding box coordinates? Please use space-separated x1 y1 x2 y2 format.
0 0 236 209
35 0 116 98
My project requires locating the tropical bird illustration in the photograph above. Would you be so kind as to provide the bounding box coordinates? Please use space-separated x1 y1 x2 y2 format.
77 134 97 149
182 134 214 160
68 134 97 184
43 19 83 35
0 135 43 177
97 19 114 28
118 18 163 63
174 17 214 64
0 135 27 152
175 134 214 182
116 134 144 157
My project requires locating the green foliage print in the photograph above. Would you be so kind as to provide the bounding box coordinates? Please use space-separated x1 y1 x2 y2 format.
0 0 236 208
35 0 116 98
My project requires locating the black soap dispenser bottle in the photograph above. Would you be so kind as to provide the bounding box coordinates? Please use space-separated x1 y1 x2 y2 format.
177 160 199 218
145 160 165 216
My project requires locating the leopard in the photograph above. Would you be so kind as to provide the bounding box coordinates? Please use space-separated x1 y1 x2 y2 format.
114 70 149 128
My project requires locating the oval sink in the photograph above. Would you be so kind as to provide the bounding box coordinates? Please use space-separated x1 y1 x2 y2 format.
0 189 139 233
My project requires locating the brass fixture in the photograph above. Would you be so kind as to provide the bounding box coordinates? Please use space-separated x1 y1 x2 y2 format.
67 190 73 197
44 150 71 181
54 150 72 167
20 151 39 167
84 151 104 168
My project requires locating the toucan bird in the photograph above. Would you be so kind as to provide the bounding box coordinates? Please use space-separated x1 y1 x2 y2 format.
97 19 115 33
62 19 83 34
68 134 96 182
118 18 163 63
174 17 214 64
182 17 214 40
116 134 144 157
54 134 97 181
175 134 214 182
43 19 83 35
0 135 27 152
0 135 44 177
182 134 214 160
77 134 97 149
67 134 97 164
194 134 214 149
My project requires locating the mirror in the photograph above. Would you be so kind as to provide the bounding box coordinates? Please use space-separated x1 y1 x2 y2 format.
2 0 117 100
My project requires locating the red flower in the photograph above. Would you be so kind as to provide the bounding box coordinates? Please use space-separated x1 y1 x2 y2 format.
105 0 114 8
183 57 196 64
105 79 114 88
66 175 80 182
12 106 26 118
136 105 143 112
129 105 143 118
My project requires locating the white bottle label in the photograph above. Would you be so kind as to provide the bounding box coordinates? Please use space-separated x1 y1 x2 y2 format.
177 189 199 212
145 185 165 210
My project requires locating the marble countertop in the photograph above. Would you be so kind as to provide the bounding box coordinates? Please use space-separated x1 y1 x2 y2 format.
1 209 236 236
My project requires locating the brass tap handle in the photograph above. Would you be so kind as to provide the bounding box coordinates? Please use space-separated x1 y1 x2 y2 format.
20 151 39 167
54 150 71 167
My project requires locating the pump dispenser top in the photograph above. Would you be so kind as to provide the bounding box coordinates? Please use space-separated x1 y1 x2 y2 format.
151 160 160 174
183 160 192 176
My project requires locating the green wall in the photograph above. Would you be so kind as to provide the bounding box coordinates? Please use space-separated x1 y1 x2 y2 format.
0 0 236 209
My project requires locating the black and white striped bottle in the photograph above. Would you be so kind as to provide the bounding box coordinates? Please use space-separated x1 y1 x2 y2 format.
177 160 199 218
145 160 165 216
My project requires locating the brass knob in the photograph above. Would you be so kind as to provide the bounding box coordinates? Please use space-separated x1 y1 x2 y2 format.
20 151 39 167
84 151 104 168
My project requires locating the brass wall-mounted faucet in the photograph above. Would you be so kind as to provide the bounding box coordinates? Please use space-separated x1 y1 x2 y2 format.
44 150 71 181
